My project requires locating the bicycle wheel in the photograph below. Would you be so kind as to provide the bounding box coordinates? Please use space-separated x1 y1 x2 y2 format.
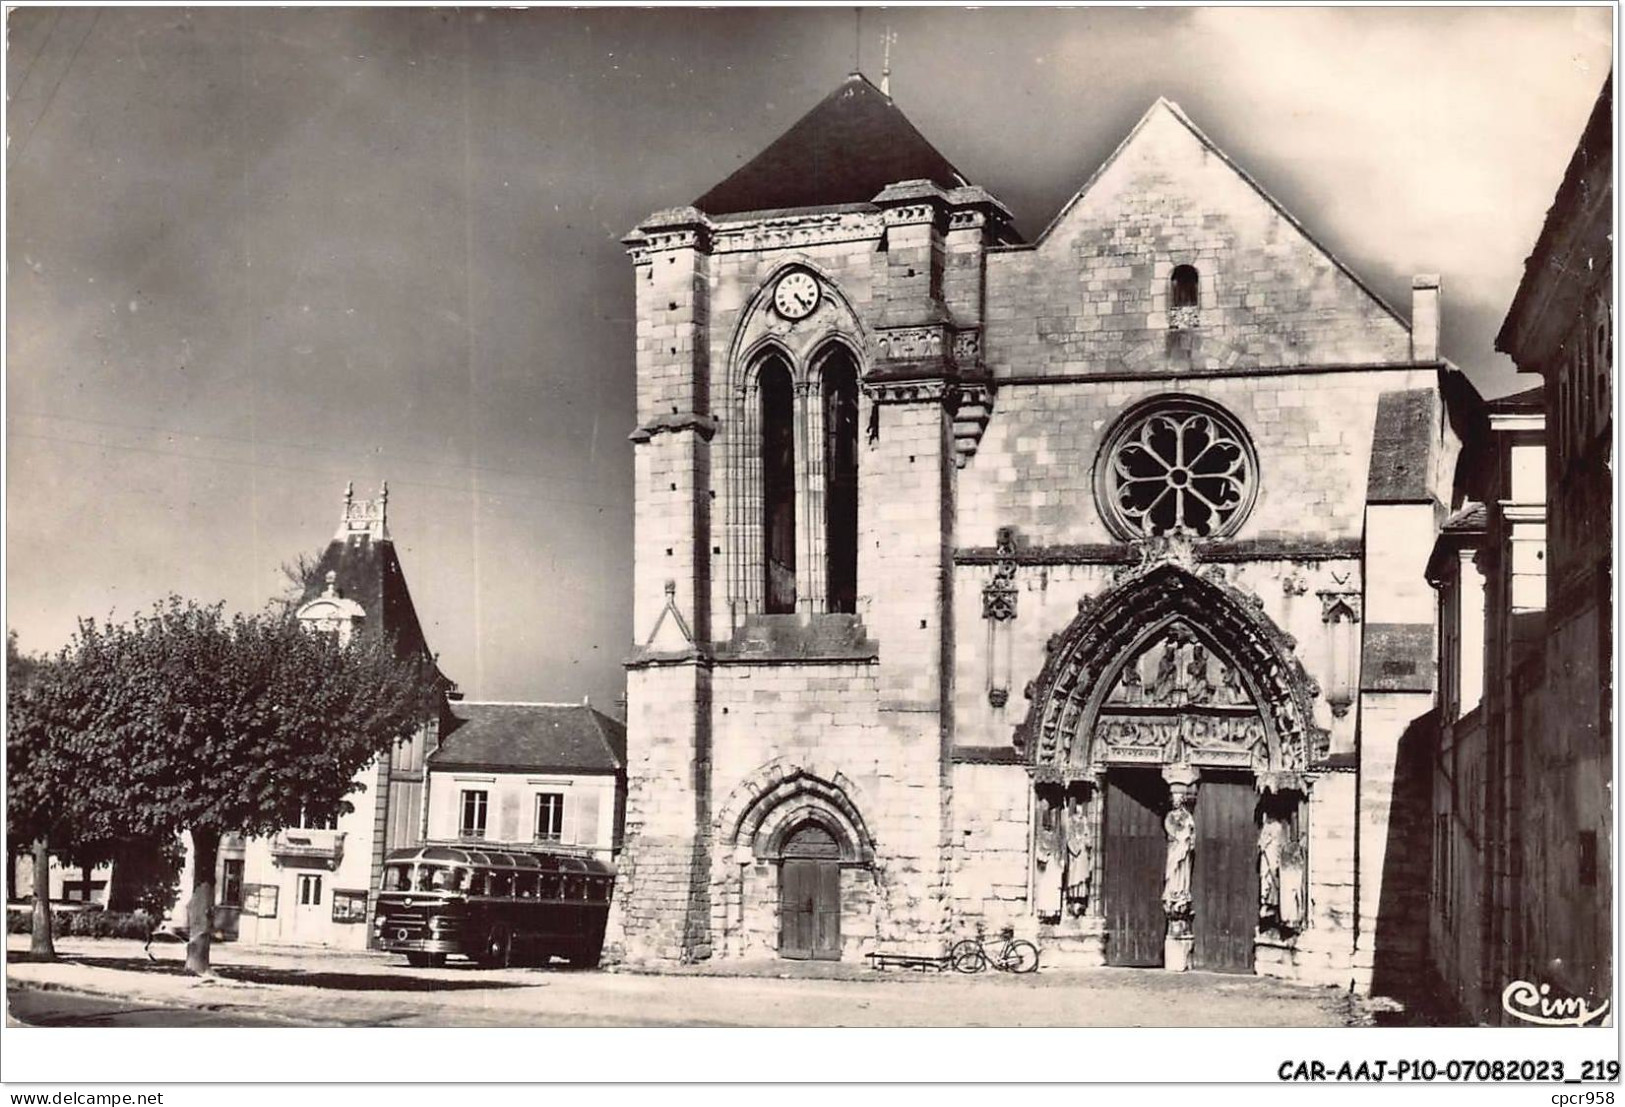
949 939 987 974
1003 939 1040 974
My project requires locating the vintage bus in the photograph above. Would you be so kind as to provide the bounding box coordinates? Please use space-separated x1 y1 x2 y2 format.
373 843 615 968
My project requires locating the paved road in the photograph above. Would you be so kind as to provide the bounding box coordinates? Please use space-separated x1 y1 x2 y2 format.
9 987 315 1027
7 935 1369 1029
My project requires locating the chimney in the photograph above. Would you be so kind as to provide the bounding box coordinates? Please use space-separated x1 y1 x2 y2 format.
1411 275 1441 362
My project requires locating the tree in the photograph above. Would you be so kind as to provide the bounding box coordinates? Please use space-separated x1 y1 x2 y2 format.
6 632 128 958
49 598 442 974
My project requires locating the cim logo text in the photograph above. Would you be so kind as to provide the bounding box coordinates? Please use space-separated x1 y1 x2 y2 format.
1502 980 1610 1027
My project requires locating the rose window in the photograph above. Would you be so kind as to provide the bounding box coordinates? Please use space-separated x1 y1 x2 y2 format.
1098 399 1257 539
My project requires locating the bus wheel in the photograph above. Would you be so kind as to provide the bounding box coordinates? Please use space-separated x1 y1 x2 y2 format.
406 952 429 968
481 925 513 969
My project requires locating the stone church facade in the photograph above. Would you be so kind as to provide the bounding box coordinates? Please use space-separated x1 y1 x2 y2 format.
610 74 1466 989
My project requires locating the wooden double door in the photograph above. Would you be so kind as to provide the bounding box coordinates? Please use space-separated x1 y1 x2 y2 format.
779 823 842 960
1102 769 1258 973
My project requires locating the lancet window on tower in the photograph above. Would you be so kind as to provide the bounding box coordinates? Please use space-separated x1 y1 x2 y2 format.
759 355 798 614
731 332 864 627
820 347 860 615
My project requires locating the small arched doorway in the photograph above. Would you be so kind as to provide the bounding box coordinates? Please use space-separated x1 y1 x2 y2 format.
778 822 842 960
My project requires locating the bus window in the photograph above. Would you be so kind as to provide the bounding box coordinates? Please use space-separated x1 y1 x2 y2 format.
444 867 468 893
489 871 513 897
414 866 438 892
466 870 487 897
514 873 537 898
382 865 412 892
539 874 561 899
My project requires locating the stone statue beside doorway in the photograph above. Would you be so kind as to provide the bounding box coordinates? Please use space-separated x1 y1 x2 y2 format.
1161 804 1195 927
1258 814 1285 922
1063 792 1092 916
1033 792 1065 918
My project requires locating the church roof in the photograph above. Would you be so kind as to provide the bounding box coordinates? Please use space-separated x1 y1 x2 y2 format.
430 702 627 776
694 73 968 216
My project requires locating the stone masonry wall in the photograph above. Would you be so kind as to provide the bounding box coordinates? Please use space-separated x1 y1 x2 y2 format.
958 368 1437 549
610 662 713 963
982 102 1412 378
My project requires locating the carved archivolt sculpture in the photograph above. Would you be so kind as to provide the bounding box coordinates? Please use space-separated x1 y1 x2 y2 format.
1017 562 1327 780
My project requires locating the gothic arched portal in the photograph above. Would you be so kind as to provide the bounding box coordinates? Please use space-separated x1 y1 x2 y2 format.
1016 560 1323 972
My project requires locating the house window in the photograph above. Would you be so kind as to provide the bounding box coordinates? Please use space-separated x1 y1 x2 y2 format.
1434 813 1451 926
297 873 323 907
297 808 338 831
760 356 798 614
243 883 278 918
1169 265 1200 330
1579 831 1598 887
460 789 489 839
821 347 860 614
331 889 368 923
221 859 245 908
1593 295 1612 425
535 793 566 843
1097 396 1258 539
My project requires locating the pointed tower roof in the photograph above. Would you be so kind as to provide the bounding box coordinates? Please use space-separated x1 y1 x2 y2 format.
299 482 453 691
694 72 968 216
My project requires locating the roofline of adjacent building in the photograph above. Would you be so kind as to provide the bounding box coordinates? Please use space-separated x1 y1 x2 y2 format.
1495 72 1613 362
452 699 604 709
425 759 621 777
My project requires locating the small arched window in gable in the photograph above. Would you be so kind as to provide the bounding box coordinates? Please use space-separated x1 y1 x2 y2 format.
759 356 798 614
1169 265 1200 331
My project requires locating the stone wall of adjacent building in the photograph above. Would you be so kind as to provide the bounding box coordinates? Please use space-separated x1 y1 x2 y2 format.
1521 596 1611 1006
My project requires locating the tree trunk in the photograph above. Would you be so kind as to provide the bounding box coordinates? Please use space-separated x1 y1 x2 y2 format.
106 844 131 913
83 861 95 907
185 827 220 976
30 837 56 960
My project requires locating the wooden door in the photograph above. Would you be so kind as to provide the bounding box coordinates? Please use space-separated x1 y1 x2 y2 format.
779 824 842 961
1103 770 1168 967
1192 775 1259 973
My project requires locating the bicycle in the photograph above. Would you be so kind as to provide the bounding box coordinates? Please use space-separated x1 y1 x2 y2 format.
949 925 1040 974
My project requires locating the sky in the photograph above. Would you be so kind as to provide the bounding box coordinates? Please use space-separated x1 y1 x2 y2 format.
5 5 1613 709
